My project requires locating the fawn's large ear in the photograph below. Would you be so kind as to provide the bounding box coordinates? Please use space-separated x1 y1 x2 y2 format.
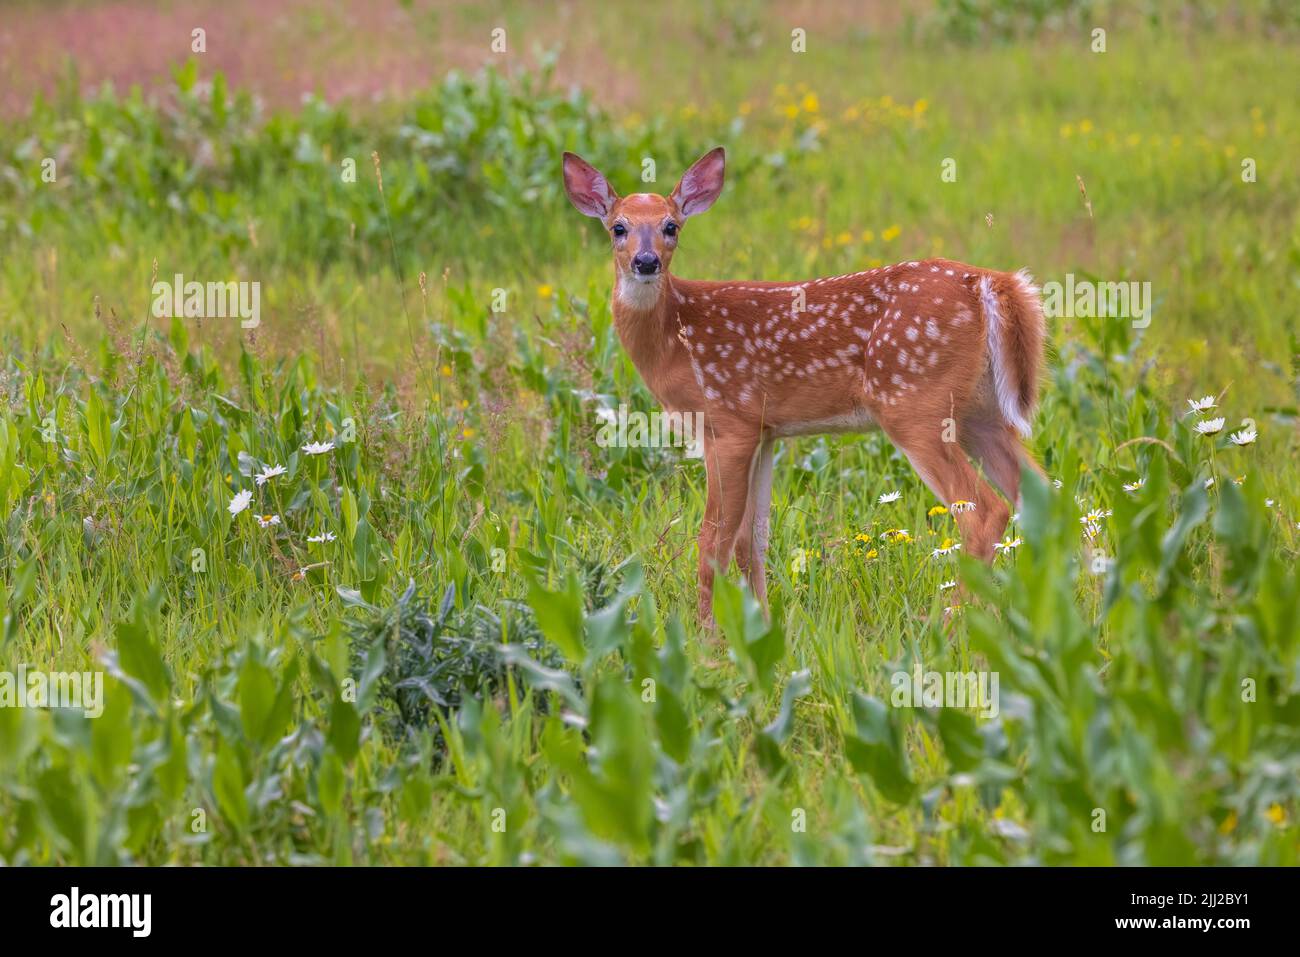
563 152 617 219
671 147 726 218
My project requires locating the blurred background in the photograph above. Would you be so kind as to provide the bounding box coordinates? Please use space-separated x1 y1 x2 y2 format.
2 0 1296 399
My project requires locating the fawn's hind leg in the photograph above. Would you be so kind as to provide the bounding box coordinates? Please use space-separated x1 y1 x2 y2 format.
959 417 1041 508
877 413 1010 560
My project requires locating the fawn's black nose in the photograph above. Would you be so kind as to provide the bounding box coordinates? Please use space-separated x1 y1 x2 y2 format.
632 252 661 275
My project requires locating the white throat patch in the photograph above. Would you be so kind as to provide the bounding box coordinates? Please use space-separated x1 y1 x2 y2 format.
616 273 664 312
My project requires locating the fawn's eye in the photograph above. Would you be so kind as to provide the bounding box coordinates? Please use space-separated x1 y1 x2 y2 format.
664 222 678 237
612 223 626 237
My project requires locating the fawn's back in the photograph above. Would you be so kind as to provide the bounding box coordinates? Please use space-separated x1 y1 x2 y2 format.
663 259 1040 440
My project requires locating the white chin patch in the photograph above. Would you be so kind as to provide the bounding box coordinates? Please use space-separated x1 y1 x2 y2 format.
617 274 662 310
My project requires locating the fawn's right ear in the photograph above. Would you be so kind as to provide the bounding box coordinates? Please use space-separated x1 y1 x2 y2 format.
562 152 617 219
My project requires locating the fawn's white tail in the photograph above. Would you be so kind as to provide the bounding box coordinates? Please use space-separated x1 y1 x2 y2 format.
980 269 1045 438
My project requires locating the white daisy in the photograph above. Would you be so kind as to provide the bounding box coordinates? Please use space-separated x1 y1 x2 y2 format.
1204 477 1216 489
1265 499 1276 508
302 441 335 456
878 490 902 505
994 536 1023 553
256 514 281 528
1052 479 1064 490
1122 478 1145 492
1194 417 1225 435
255 464 287 486
1187 395 1216 413
1080 508 1111 541
949 500 977 513
307 531 337 543
228 489 253 516
931 539 962 558
939 580 957 591
1229 427 1256 446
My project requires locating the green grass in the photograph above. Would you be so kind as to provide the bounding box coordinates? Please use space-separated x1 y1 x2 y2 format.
1 3 1298 865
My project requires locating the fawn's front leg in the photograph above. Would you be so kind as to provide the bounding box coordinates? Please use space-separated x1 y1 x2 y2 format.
733 437 775 607
697 430 761 624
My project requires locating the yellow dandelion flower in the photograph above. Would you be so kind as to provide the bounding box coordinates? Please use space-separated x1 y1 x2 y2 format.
928 505 948 517
836 231 853 246
1266 804 1287 826
1219 811 1237 835
801 93 819 113
537 284 553 299
860 229 875 243
882 225 901 242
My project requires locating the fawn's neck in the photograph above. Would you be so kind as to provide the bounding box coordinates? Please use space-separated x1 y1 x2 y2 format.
610 271 681 378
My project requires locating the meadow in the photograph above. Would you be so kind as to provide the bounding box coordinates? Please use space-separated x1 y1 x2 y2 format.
1 0 1298 865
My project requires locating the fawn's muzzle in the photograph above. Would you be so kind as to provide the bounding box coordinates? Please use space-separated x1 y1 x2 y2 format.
632 253 661 275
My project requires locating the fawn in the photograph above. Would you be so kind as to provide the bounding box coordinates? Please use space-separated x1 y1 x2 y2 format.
563 147 1045 623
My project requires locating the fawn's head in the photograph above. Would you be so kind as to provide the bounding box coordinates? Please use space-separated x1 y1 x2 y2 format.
563 148 725 305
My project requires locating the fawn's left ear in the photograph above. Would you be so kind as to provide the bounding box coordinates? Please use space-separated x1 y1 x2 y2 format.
671 147 726 218
563 152 618 219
